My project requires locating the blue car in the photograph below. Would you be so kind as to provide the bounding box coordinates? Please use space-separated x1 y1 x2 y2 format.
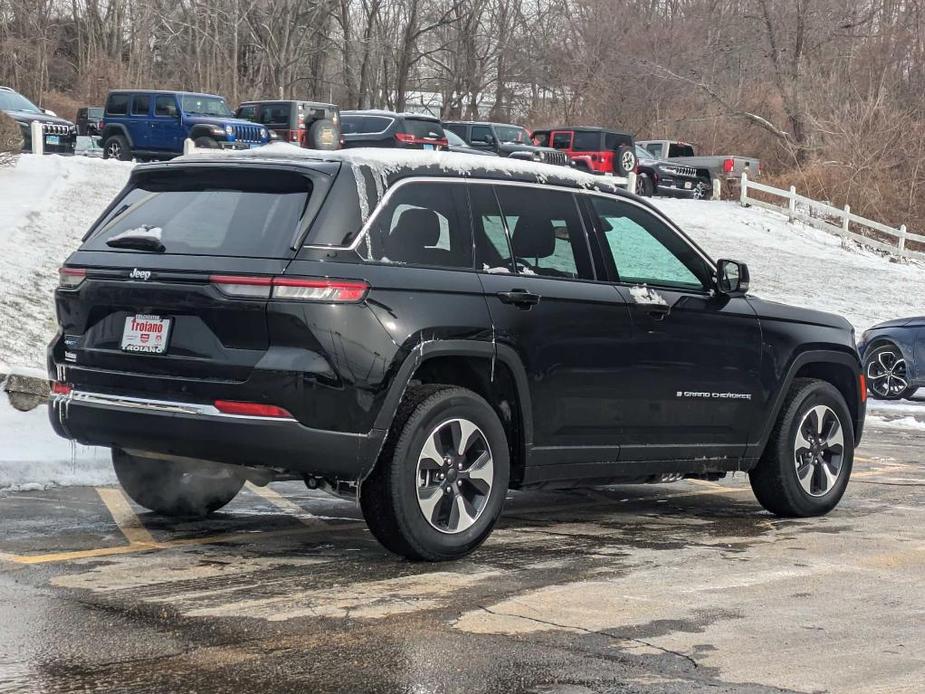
100 90 271 161
858 316 924 400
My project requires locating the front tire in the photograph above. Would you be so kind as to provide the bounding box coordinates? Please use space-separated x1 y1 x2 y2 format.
112 449 244 517
864 343 915 400
635 173 654 197
361 385 510 561
750 379 853 517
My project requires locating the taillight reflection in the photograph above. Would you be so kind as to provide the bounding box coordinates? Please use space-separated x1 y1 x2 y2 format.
209 275 369 303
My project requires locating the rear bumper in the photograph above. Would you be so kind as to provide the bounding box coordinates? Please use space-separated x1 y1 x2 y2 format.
49 390 385 481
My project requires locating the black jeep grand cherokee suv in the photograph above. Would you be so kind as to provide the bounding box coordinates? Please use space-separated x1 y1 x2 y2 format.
49 146 866 561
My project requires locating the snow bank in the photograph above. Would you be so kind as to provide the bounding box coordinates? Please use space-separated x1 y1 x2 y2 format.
0 155 132 369
0 396 114 491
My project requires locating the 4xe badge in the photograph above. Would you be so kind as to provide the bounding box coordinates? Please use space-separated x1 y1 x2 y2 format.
129 268 151 281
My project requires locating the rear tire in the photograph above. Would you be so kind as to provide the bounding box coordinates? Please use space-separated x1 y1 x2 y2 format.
615 145 637 175
360 385 510 561
102 134 130 161
112 449 244 517
749 379 853 517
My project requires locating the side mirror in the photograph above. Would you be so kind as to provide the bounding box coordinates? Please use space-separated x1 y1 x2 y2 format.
716 259 749 296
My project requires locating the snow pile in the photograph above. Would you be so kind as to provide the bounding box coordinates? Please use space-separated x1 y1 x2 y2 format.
0 155 132 368
0 395 114 491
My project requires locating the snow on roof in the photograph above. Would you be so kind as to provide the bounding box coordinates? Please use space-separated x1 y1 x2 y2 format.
178 142 628 222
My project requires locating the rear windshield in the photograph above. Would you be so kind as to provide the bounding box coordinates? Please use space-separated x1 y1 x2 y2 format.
404 119 444 139
259 102 292 126
83 169 311 258
342 115 393 134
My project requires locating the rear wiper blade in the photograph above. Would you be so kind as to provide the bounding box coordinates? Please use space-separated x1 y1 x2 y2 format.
106 225 165 253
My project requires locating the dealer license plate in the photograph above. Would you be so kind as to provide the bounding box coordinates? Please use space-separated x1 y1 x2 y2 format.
121 314 171 354
46 135 60 145
423 144 434 150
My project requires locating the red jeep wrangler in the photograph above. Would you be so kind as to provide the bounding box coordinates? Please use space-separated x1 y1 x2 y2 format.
532 127 637 176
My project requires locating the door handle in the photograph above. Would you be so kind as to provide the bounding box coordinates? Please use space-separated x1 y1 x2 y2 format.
497 289 541 309
645 304 671 320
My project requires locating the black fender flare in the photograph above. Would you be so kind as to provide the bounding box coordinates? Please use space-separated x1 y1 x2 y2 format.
188 124 225 142
101 123 132 148
753 348 863 455
372 339 534 448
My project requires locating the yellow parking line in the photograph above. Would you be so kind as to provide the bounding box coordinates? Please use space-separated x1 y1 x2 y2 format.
245 482 330 527
96 487 158 546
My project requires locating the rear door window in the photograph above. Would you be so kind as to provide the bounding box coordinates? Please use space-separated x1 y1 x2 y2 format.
83 169 312 259
494 185 592 280
131 95 150 116
668 143 695 157
471 184 513 274
361 182 471 269
236 104 257 121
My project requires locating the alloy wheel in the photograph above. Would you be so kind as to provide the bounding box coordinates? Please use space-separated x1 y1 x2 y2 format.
793 405 845 497
415 418 494 534
866 349 908 398
106 141 121 159
692 183 706 200
621 151 636 173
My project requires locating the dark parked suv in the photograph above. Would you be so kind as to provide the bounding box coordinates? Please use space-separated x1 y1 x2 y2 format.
443 121 569 165
235 100 340 149
0 86 77 154
100 90 271 161
48 149 866 561
341 110 447 150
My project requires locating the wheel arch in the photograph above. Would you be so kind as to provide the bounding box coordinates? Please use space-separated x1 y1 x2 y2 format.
101 123 132 148
371 341 533 487
189 124 223 141
754 349 864 459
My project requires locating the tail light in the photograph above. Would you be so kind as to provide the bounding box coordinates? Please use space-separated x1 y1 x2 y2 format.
58 267 86 289
395 132 415 144
213 400 293 419
272 277 369 302
723 158 735 173
288 129 301 143
209 275 369 303
435 137 449 149
51 382 72 395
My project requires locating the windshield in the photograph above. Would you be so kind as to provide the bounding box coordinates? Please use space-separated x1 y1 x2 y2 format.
0 90 41 114
181 95 232 117
445 130 466 147
494 125 529 144
636 145 653 161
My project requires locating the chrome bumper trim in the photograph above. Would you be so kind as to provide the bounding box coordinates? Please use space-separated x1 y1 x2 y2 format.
50 390 296 421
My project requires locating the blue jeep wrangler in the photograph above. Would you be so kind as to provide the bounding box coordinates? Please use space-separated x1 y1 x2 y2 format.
100 90 271 160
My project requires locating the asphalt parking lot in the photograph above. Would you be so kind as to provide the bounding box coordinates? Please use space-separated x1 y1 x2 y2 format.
1 414 923 693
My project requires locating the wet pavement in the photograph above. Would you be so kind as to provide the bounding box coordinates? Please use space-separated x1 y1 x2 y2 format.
1 415 923 693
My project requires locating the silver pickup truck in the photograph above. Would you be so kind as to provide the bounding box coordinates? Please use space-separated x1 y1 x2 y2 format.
636 140 761 196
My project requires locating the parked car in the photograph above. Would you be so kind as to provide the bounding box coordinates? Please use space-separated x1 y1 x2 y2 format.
637 139 761 192
48 148 865 561
341 110 448 150
445 128 498 156
634 145 710 199
75 106 104 137
99 89 271 161
858 317 924 400
0 86 77 154
532 127 636 176
443 121 569 165
235 99 339 149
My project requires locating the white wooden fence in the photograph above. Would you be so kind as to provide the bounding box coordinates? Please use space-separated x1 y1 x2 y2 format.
739 172 923 261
